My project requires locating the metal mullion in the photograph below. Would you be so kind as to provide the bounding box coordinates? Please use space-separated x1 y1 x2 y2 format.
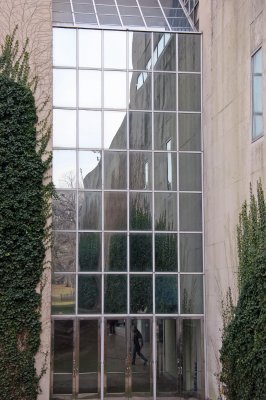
176 33 181 318
92 0 100 27
126 33 130 318
69 0 76 26
75 28 79 318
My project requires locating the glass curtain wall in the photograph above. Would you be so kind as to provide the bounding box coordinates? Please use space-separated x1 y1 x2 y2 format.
52 27 203 400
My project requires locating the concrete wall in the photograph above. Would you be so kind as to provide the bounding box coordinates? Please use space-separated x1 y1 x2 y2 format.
0 1 52 398
198 0 266 398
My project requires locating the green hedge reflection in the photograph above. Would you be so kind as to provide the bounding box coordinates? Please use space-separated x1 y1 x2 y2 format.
109 234 127 271
105 275 127 313
130 276 152 313
79 233 101 271
78 276 101 313
156 275 178 313
155 233 177 271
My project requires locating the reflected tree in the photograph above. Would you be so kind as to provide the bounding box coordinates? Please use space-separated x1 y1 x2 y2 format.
79 233 101 271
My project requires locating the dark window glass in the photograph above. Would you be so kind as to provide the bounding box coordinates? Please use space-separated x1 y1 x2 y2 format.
130 192 152 230
179 193 202 231
129 111 152 150
104 151 127 189
79 192 102 230
52 232 76 272
179 113 201 151
78 275 101 314
155 192 177 231
130 152 152 190
104 275 127 313
178 74 201 112
154 73 176 111
155 275 178 313
153 33 176 71
155 233 177 271
154 152 177 191
178 34 201 72
129 72 152 110
180 274 203 314
179 153 202 191
79 233 101 271
104 192 127 230
130 275 152 313
105 233 127 271
154 112 176 150
129 32 151 70
130 233 152 271
53 191 76 231
180 233 203 272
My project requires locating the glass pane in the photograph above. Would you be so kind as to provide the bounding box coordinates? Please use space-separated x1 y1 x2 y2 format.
153 33 176 71
253 114 263 138
104 233 127 271
104 275 127 313
104 151 127 189
130 192 152 230
253 48 262 74
79 151 102 189
154 73 176 111
52 274 75 314
79 110 101 148
180 233 203 272
182 319 203 397
179 193 202 231
79 29 101 68
129 32 151 70
180 275 203 314
79 192 102 230
54 320 73 372
53 28 76 67
178 34 201 72
53 69 76 107
131 319 151 393
155 192 177 231
104 111 127 149
130 234 152 271
154 152 177 191
121 15 145 27
53 191 76 230
130 152 152 190
155 275 178 313
155 233 177 272
179 113 201 151
104 71 127 109
79 320 99 394
78 275 101 313
53 109 76 147
253 75 263 113
52 232 76 272
129 71 152 110
129 111 152 149
179 153 202 191
106 319 126 394
79 233 101 271
104 31 126 69
79 70 101 108
104 192 127 230
178 74 201 112
53 150 76 189
130 275 152 313
154 112 176 150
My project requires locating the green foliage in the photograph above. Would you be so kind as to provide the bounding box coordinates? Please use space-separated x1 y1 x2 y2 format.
220 181 266 400
0 29 52 399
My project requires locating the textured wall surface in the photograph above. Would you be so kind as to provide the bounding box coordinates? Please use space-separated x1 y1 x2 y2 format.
198 0 266 398
0 1 52 398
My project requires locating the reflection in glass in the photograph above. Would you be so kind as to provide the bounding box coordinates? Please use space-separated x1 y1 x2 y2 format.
105 233 127 271
104 111 127 149
79 70 101 108
53 109 76 147
52 232 76 272
104 151 127 189
52 274 75 314
53 28 76 67
104 192 127 230
179 113 201 151
53 191 76 230
129 71 152 110
179 153 202 191
53 150 76 189
78 275 101 314
154 112 176 150
154 152 177 190
178 34 201 72
104 71 126 109
79 320 99 394
129 31 151 70
79 110 101 148
105 275 127 313
104 31 126 69
130 192 152 230
180 275 203 314
178 74 201 112
79 192 102 230
179 193 202 231
156 275 178 313
180 233 203 272
53 69 76 107
130 152 152 189
53 320 73 394
130 234 152 271
129 111 152 149
153 33 176 71
155 233 177 271
79 233 101 271
130 275 152 313
154 72 176 111
79 29 101 68
79 151 102 189
155 192 177 231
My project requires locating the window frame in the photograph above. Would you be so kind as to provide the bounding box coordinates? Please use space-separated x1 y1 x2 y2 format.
251 47 263 141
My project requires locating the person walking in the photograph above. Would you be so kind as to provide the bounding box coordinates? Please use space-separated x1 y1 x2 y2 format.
132 326 148 366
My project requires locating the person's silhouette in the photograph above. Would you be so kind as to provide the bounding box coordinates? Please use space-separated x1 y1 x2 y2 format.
132 326 148 366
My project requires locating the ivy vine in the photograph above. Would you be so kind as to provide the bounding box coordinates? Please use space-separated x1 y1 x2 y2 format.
0 28 53 399
220 181 266 400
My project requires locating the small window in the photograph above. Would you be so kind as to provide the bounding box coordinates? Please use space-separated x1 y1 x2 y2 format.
252 48 263 140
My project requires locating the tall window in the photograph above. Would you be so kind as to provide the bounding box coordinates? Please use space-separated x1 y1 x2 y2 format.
252 48 263 140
